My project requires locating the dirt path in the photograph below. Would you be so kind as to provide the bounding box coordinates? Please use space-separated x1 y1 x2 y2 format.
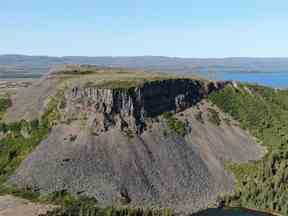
0 195 56 216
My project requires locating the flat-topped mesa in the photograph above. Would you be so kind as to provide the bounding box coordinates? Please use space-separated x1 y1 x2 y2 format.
2 65 231 124
66 79 229 133
7 67 264 214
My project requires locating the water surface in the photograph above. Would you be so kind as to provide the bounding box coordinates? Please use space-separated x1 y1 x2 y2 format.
214 71 288 89
192 208 274 216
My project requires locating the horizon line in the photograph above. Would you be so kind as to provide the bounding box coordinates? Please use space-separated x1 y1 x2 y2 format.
1 54 288 59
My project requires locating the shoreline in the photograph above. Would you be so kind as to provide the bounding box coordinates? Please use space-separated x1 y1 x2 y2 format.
227 206 282 216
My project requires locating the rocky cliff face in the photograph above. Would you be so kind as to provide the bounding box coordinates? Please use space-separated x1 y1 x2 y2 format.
8 76 265 214
66 79 229 134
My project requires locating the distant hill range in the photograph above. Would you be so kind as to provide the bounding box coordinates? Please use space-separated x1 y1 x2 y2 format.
1 54 288 79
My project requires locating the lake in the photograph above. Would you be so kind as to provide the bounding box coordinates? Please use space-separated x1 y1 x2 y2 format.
192 208 274 216
213 71 288 89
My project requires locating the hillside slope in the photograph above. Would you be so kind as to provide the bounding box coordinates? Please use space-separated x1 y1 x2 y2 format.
0 66 264 214
209 84 288 215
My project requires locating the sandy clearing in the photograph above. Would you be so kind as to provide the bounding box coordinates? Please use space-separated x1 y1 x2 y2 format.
0 195 56 216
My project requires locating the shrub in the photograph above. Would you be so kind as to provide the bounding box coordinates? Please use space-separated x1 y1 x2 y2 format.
41 204 172 216
207 108 221 126
162 112 187 136
0 97 12 113
194 111 204 123
0 94 56 194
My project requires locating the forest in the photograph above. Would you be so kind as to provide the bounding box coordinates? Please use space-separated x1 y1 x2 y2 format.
209 84 288 215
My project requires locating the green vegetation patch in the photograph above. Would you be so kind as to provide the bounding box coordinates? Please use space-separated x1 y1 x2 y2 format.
0 97 11 113
207 108 221 126
42 90 65 127
209 84 288 215
0 184 41 201
0 186 172 216
0 90 65 197
93 80 146 89
57 70 100 76
0 96 12 120
0 120 49 185
41 196 172 216
162 112 187 137
55 65 106 76
87 77 195 89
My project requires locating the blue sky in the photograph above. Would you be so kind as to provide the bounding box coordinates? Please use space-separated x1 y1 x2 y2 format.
1 0 288 57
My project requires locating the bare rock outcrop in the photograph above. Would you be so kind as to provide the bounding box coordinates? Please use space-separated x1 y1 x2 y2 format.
64 79 229 134
6 72 263 214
